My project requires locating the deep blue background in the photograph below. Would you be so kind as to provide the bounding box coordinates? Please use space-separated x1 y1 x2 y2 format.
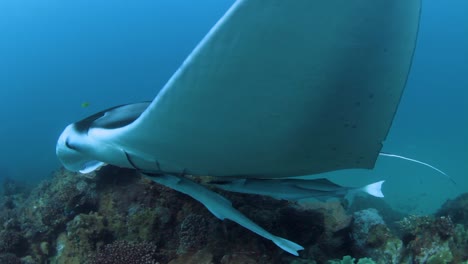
0 0 466 213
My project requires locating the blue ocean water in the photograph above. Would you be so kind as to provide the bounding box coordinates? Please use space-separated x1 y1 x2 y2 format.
0 0 466 214
0 0 232 181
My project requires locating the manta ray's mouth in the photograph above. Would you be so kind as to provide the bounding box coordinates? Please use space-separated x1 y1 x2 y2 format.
57 133 105 173
57 102 151 173
79 160 106 174
56 124 93 173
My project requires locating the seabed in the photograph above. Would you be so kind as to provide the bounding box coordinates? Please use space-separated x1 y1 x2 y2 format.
1 167 467 264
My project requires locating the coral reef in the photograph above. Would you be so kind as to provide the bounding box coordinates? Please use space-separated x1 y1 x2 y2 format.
0 167 353 263
0 230 28 255
328 255 376 264
347 195 405 232
436 192 468 226
177 213 210 253
0 169 99 263
89 240 159 264
295 200 353 261
350 209 403 264
0 253 21 264
1 166 467 263
346 206 468 264
398 214 468 263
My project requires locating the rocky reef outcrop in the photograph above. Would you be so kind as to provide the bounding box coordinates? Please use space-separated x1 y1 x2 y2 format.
0 167 467 263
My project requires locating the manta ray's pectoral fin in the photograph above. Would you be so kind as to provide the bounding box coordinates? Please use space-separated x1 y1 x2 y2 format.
144 174 304 256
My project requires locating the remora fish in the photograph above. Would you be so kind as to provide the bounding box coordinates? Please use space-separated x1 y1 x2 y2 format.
209 178 385 201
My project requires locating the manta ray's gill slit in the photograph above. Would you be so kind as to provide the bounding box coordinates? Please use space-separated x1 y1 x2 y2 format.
124 150 166 177
155 160 162 171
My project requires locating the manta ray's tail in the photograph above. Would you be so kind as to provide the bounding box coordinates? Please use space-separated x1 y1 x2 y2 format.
379 152 455 184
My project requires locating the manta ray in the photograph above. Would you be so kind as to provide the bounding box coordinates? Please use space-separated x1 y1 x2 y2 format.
56 0 421 256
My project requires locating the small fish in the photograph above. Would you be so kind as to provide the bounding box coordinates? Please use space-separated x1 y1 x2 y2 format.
81 102 90 108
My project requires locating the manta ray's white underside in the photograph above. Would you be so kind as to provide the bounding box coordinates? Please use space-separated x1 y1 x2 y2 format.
56 0 421 256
